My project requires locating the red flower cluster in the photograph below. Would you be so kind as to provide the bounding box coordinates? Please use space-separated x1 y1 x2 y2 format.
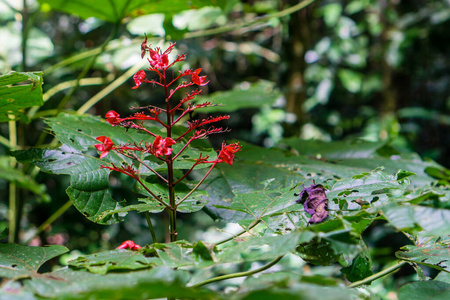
217 142 242 165
93 41 241 242
150 136 176 157
116 240 142 250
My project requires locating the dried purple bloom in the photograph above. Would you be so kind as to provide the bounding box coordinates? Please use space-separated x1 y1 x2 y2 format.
295 181 329 223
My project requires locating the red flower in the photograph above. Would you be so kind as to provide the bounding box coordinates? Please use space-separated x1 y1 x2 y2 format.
116 240 142 250
149 49 169 69
217 142 241 165
105 110 122 125
132 69 146 89
192 68 209 86
151 136 176 157
94 136 114 159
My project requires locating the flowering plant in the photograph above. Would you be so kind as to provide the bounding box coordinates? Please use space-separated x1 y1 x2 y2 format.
94 38 241 242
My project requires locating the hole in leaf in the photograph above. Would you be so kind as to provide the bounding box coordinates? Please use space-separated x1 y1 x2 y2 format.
371 196 379 203
11 264 17 268
77 129 82 132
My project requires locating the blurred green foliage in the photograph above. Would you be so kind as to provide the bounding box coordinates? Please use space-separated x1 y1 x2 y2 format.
0 0 449 299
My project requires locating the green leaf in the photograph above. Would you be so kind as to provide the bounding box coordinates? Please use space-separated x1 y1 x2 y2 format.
14 145 123 224
134 176 208 213
398 280 450 300
283 138 439 187
217 232 304 263
0 227 9 240
195 80 281 113
26 267 217 300
0 244 68 279
395 236 450 272
327 169 412 213
382 204 450 236
340 250 373 282
0 71 43 122
38 0 225 23
68 249 159 275
236 282 368 300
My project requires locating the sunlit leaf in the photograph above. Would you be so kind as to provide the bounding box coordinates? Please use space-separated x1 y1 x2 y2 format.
0 71 43 122
68 249 159 275
382 204 450 236
38 0 225 23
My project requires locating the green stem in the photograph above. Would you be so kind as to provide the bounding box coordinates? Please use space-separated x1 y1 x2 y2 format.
28 76 112 119
347 260 408 288
191 255 284 288
214 220 261 246
144 212 157 243
8 117 17 243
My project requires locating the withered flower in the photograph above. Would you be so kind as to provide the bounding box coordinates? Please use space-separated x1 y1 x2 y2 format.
295 181 329 223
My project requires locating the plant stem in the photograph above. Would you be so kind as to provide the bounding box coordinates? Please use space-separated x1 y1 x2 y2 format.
191 255 284 288
144 212 157 243
214 220 261 246
76 61 146 115
8 117 17 243
347 260 408 288
163 69 178 243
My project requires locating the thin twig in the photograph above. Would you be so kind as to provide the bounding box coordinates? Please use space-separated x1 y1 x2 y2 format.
191 255 284 288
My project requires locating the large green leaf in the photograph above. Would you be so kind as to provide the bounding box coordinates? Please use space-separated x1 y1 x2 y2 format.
68 249 159 275
0 71 43 122
235 282 368 300
0 244 68 279
283 138 439 187
14 145 124 224
395 236 450 272
26 267 217 300
398 280 450 300
38 0 225 23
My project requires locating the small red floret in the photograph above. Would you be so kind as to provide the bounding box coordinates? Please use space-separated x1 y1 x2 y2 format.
116 240 142 250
